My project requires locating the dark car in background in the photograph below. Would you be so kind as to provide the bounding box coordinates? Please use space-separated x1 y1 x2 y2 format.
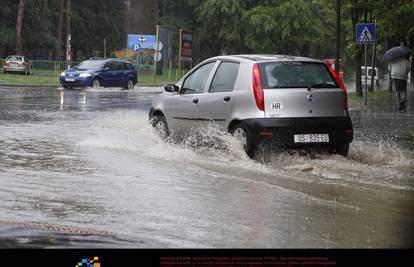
3 55 32 75
60 58 137 89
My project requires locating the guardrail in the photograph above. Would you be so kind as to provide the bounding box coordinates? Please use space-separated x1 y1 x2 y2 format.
30 60 81 76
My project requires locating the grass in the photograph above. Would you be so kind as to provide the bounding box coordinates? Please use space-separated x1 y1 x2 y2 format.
0 70 183 87
0 72 59 86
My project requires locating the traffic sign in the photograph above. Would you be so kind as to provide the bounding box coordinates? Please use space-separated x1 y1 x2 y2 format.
356 23 376 44
133 43 141 52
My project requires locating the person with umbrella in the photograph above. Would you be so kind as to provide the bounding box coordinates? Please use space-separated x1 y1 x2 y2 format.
383 45 412 111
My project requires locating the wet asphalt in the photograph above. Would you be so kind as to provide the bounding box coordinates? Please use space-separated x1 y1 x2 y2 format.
0 84 413 248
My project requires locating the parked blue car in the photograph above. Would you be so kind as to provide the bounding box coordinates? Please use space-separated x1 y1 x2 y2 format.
60 58 137 89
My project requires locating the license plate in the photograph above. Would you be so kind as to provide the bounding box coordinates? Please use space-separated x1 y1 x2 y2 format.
294 134 329 143
65 78 75 82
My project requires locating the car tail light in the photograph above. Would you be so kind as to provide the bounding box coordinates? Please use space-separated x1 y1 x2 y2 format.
259 131 273 136
326 63 348 111
252 63 264 111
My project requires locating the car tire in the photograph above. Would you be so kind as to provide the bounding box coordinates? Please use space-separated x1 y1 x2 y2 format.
151 115 169 139
124 79 134 90
92 78 101 88
230 123 256 158
331 143 349 157
63 85 73 89
2 69 6 74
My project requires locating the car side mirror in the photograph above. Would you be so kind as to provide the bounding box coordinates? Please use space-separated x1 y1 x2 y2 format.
165 84 179 92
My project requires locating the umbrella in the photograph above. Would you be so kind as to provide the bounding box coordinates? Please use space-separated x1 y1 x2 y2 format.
382 45 411 63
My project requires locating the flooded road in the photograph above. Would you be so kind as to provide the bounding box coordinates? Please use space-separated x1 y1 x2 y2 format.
0 85 413 248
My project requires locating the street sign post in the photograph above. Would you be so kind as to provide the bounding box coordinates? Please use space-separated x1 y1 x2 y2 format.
356 23 376 106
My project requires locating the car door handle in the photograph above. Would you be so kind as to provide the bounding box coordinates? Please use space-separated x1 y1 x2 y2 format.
224 96 231 102
192 98 199 104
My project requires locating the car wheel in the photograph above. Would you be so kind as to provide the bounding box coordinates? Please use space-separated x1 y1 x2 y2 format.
231 123 255 158
92 78 101 88
152 115 169 139
25 68 29 75
125 79 134 90
2 69 6 74
28 68 32 75
331 143 349 157
63 85 73 89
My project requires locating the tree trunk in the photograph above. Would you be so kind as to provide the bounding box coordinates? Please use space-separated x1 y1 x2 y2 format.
355 48 363 97
351 3 363 97
65 0 71 64
369 43 376 92
66 0 71 37
15 0 25 55
56 0 65 60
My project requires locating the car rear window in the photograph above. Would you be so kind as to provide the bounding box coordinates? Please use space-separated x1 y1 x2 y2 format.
259 61 338 89
6 56 23 62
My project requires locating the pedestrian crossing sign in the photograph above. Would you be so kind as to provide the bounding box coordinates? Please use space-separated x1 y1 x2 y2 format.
356 23 376 44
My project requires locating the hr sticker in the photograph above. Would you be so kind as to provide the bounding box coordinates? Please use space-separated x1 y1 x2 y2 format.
271 102 283 110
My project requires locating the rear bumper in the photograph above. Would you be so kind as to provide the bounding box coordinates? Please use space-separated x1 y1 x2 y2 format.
242 116 353 147
4 66 26 72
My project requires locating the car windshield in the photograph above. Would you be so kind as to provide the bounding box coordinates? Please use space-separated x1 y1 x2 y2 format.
6 56 23 62
260 61 338 89
76 60 105 70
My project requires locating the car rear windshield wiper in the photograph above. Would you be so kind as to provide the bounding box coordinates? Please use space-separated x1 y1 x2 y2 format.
307 83 336 91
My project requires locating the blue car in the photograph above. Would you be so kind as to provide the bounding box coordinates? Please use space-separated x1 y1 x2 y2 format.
60 58 137 89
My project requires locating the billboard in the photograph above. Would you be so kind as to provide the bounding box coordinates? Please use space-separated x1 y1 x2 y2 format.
127 34 157 50
180 31 192 62
127 34 163 68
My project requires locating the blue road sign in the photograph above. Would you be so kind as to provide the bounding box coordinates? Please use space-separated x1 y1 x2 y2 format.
356 23 376 44
133 43 141 52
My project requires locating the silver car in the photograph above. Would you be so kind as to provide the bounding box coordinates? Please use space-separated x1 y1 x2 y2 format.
149 55 353 157
3 55 32 75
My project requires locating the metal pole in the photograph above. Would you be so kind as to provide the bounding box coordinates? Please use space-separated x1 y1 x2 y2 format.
168 30 172 81
369 21 376 91
177 29 182 80
364 43 368 105
335 0 341 74
370 42 376 91
154 25 160 84
104 38 107 58
125 35 128 59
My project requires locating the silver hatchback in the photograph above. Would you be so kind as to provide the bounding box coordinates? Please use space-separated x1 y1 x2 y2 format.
149 55 353 157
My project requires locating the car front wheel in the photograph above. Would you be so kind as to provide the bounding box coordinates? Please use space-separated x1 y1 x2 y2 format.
92 78 101 88
151 115 169 139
